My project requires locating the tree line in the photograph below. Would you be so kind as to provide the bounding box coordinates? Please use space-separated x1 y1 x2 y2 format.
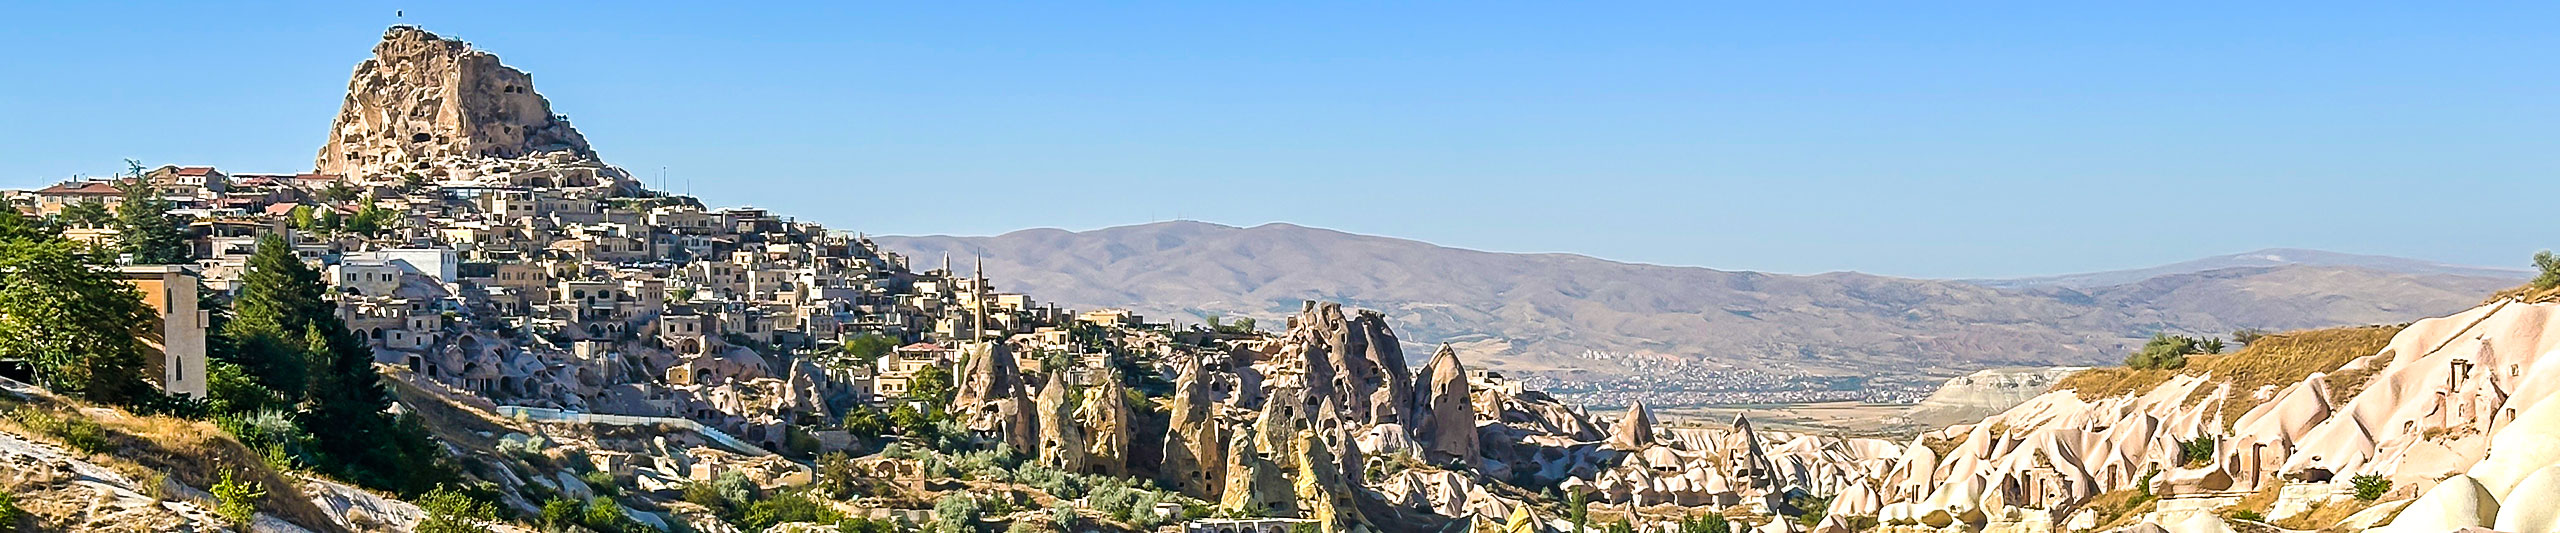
0 163 451 498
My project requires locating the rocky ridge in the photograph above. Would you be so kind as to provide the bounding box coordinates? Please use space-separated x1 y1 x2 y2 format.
1824 299 2560 533
1901 367 2087 429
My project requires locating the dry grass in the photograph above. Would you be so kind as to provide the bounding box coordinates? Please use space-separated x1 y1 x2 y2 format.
2270 497 2378 532
1920 432 1966 459
2487 282 2560 305
2224 483 2282 517
0 394 349 532
2050 325 2404 426
2080 488 2157 531
2054 367 2180 402
2204 326 2402 429
383 375 519 452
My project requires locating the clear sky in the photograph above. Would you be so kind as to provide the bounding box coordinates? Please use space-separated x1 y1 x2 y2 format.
3 2 2551 278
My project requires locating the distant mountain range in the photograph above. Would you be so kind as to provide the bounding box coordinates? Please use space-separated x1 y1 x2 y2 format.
878 221 2523 383
1964 248 2530 289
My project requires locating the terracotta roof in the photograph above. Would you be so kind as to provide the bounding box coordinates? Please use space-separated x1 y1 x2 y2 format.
33 181 122 196
898 342 946 352
263 202 302 216
175 166 218 177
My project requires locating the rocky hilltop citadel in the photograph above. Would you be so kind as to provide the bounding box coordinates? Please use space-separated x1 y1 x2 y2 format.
3 24 2559 533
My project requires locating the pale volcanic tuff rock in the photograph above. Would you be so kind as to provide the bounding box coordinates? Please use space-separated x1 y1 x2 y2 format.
1410 344 1480 467
953 341 1040 452
1160 357 1229 496
1845 300 2560 533
320 25 593 175
1608 400 1657 450
1075 368 1136 477
1274 301 1414 427
1901 366 2086 428
1033 368 1085 472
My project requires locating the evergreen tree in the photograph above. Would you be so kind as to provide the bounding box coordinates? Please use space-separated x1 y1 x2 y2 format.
297 322 412 489
115 162 191 265
224 235 319 394
0 209 153 403
226 234 448 495
59 199 111 228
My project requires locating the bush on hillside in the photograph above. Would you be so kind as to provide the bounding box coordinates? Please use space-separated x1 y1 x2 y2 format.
2178 438 2215 466
2352 474 2392 501
212 470 265 528
936 493 987 533
2124 334 2207 370
743 491 844 531
2230 328 2271 347
2535 250 2560 290
7 407 110 454
1677 513 1732 533
415 485 495 533
0 490 23 533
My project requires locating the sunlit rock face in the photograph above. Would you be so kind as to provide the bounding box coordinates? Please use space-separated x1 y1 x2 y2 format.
318 25 598 179
1855 301 2560 532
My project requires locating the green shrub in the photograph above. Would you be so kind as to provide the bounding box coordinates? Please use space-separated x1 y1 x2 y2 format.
2535 250 2560 290
580 470 619 497
1008 516 1057 533
211 470 265 528
215 410 313 470
581 497 644 533
2229 509 2263 522
744 491 843 531
2178 438 2216 466
540 498 581 530
840 517 900 533
2125 334 2206 370
2352 474 2392 501
415 485 495 533
1017 465 1085 499
0 491 24 533
935 493 987 533
682 482 727 515
8 407 109 454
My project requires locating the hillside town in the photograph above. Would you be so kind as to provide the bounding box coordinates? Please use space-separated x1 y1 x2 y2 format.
7 22 2560 533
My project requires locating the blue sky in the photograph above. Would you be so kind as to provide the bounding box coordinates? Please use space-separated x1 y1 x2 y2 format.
3 2 2552 278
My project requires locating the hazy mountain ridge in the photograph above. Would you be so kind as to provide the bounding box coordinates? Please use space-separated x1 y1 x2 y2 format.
1967 247 2529 289
879 221 2520 381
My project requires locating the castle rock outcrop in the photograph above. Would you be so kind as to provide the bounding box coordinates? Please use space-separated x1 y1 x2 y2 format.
318 26 604 180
